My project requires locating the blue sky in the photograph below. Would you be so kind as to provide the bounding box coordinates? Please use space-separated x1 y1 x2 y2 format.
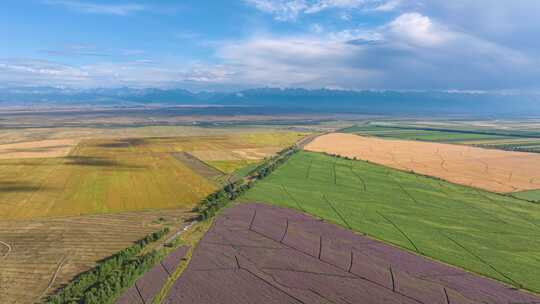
1 0 539 91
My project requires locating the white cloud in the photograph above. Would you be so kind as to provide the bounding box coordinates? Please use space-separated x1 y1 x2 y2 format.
203 11 538 90
43 1 146 16
372 0 401 12
386 13 450 47
4 3 540 91
244 0 400 20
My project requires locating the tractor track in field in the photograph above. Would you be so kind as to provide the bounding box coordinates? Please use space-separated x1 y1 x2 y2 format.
322 194 351 230
281 185 306 212
349 166 367 191
37 255 69 303
377 212 421 254
441 233 520 288
472 189 540 229
306 159 313 179
0 240 11 260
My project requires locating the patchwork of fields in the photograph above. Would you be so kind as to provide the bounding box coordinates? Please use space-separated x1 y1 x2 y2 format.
0 129 306 303
240 151 540 293
0 132 305 220
342 124 540 152
164 203 540 303
305 133 540 193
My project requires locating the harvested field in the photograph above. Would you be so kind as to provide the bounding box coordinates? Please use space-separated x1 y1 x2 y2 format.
190 147 282 161
172 152 224 180
241 151 540 293
116 246 189 304
305 133 540 193
0 139 78 159
0 132 304 220
0 138 216 220
165 204 540 303
0 209 190 304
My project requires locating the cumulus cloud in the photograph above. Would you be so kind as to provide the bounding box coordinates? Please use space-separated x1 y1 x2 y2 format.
386 13 450 47
205 11 539 90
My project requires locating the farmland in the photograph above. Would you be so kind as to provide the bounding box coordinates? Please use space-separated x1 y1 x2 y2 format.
163 203 540 303
305 133 540 193
0 208 189 304
341 122 540 152
0 111 309 304
0 132 306 220
512 190 540 203
240 151 540 293
0 138 216 220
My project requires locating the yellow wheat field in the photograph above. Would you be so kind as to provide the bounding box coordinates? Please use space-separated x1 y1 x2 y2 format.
305 133 540 193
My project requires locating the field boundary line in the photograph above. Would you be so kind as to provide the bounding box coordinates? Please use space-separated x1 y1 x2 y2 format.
377 212 421 254
441 232 520 288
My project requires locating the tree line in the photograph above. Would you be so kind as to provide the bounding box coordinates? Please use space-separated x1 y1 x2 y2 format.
198 146 298 220
46 228 169 304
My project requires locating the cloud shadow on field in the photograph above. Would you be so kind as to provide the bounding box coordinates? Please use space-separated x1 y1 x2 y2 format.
94 138 147 149
0 145 71 154
0 181 47 193
64 156 146 169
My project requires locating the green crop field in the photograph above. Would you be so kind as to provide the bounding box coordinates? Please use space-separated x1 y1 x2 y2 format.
240 151 540 293
512 190 540 203
341 124 515 142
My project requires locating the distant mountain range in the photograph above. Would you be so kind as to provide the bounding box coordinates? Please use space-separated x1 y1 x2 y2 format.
1 87 538 115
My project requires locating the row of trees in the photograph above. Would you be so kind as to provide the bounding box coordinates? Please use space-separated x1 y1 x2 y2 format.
46 228 169 304
198 146 298 220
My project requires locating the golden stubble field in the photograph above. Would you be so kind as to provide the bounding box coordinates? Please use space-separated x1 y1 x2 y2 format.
0 209 189 304
305 133 540 193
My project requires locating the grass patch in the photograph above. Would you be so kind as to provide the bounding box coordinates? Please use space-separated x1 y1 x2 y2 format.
152 220 214 304
207 159 260 174
240 151 540 293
